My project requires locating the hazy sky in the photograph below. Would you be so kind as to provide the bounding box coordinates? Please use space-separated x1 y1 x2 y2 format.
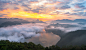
0 0 86 21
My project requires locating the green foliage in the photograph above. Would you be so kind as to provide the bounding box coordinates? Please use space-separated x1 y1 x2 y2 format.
0 40 86 50
0 40 45 50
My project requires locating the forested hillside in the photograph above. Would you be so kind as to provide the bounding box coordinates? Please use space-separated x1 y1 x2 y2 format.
0 40 86 50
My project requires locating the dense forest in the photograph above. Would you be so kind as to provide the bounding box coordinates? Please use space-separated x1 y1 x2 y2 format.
0 40 86 50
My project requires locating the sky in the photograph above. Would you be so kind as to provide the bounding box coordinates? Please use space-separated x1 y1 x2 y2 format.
0 0 86 21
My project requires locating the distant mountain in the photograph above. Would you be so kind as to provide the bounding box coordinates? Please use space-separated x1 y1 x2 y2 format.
0 18 46 25
0 18 30 24
81 27 86 30
0 18 32 27
31 19 46 23
74 19 86 22
45 29 65 37
47 23 78 28
55 19 73 23
56 30 86 47
25 18 45 23
0 18 46 27
0 21 22 27
52 19 86 23
78 22 86 25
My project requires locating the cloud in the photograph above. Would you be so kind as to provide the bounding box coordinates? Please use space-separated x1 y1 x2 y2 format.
13 7 20 10
69 12 85 16
74 3 86 9
0 14 7 17
60 5 71 9
64 12 70 14
83 12 86 16
0 22 61 47
0 24 45 42
30 0 38 2
0 0 86 20
46 22 86 33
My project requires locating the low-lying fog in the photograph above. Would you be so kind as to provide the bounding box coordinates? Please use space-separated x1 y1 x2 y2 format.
0 22 86 47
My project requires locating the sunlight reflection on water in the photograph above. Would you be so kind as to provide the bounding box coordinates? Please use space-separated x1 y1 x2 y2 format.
27 33 60 47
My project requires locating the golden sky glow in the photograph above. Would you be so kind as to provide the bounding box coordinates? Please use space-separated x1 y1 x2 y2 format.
0 8 85 21
0 9 54 21
0 0 86 21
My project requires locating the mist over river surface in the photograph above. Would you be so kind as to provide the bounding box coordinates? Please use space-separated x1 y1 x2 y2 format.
0 23 61 47
0 22 86 47
28 33 60 47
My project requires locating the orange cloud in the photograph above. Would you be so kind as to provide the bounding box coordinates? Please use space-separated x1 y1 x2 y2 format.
45 1 62 6
0 9 54 21
0 8 84 21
